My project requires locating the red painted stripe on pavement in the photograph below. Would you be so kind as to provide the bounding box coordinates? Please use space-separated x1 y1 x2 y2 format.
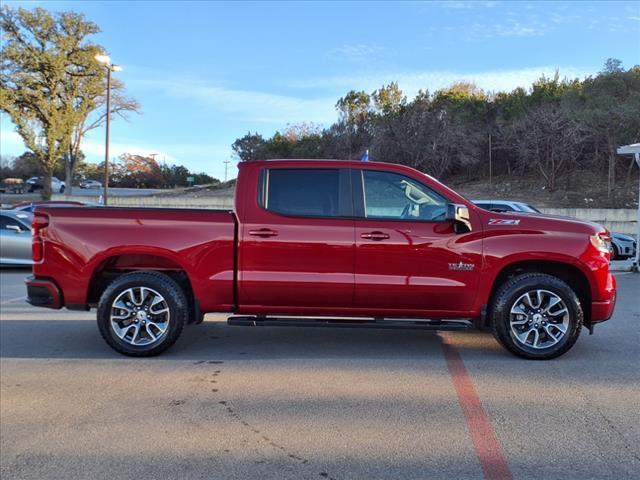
441 333 513 480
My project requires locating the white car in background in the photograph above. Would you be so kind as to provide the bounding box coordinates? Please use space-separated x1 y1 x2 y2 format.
25 176 66 193
80 179 102 189
472 200 541 213
610 232 637 260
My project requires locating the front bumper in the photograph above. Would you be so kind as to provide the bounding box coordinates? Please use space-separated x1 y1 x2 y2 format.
25 276 62 309
591 273 617 323
615 240 636 258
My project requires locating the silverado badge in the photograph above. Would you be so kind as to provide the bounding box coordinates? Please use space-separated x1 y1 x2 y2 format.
448 261 475 271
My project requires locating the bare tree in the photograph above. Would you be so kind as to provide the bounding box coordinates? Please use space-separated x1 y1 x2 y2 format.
66 77 140 195
509 104 586 191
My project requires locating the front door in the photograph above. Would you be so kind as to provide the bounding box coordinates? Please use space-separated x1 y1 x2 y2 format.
353 169 482 316
239 167 355 312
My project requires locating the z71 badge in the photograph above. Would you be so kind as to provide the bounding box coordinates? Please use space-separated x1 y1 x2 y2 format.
489 218 520 226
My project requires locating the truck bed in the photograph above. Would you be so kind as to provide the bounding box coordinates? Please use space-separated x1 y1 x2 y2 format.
33 207 237 312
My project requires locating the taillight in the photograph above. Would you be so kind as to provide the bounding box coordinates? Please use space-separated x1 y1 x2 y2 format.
590 233 611 256
32 212 49 262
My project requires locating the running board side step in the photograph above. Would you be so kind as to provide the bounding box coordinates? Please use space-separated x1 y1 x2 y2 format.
227 316 473 331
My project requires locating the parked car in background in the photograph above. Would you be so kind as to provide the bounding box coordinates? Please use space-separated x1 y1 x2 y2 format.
610 232 637 260
0 178 26 194
26 176 66 193
10 200 86 213
80 179 102 189
472 200 541 213
0 211 32 266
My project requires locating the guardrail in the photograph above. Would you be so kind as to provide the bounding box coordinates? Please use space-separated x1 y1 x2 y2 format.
52 194 234 209
539 208 637 235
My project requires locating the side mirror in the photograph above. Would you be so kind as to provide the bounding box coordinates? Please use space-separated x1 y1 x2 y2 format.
6 225 22 234
446 203 472 233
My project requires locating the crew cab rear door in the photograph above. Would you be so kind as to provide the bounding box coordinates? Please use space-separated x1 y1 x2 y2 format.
238 167 355 310
352 168 482 315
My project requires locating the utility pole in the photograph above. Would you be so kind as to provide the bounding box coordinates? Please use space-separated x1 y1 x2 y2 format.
223 160 230 182
488 132 492 188
95 54 122 205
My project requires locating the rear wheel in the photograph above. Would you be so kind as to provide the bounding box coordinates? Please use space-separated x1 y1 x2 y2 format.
97 271 188 356
490 273 583 360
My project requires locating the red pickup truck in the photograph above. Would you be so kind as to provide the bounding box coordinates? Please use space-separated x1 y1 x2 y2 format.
26 160 616 359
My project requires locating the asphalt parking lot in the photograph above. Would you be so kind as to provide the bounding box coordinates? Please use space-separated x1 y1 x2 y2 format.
1 269 638 480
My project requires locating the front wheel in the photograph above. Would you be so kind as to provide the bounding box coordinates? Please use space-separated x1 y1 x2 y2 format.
97 271 188 356
490 273 583 360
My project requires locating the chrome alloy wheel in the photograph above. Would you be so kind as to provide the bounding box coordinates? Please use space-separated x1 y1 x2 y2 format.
110 287 170 346
509 289 569 350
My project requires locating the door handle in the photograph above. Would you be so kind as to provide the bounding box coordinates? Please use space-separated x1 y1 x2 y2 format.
249 228 278 238
360 231 390 241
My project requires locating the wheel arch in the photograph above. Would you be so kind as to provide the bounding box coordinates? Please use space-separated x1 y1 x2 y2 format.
86 252 196 316
486 260 592 326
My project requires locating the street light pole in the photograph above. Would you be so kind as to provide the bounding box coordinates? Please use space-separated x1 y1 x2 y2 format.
95 54 122 206
104 66 111 205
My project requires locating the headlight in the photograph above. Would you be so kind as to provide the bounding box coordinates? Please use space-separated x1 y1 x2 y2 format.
590 234 611 254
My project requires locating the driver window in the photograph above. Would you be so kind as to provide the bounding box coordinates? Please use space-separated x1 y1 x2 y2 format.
362 170 447 221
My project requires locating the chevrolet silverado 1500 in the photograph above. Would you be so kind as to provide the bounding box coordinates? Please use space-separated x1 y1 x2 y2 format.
26 160 617 359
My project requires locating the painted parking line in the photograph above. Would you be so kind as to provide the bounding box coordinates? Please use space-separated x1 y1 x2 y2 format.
440 333 513 480
0 296 26 306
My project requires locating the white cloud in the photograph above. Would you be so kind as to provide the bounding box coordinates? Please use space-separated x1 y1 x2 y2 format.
329 44 383 63
0 128 176 162
283 65 594 97
135 78 338 126
438 1 499 9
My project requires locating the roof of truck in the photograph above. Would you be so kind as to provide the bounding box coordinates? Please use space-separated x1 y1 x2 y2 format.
239 158 393 167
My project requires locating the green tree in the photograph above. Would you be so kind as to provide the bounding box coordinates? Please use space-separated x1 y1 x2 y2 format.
372 82 406 116
0 7 105 199
570 60 640 197
229 60 640 206
232 132 266 161
336 90 371 159
10 151 41 178
118 153 163 188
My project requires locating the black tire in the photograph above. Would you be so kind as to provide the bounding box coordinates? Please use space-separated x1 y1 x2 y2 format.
490 273 583 360
611 244 619 261
97 271 188 356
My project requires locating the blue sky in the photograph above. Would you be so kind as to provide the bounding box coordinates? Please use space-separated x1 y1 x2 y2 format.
2 0 639 180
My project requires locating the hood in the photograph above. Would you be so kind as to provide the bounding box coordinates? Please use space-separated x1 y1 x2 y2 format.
477 209 606 235
612 232 636 242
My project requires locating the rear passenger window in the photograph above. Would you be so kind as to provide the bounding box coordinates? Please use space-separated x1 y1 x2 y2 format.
262 169 342 217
